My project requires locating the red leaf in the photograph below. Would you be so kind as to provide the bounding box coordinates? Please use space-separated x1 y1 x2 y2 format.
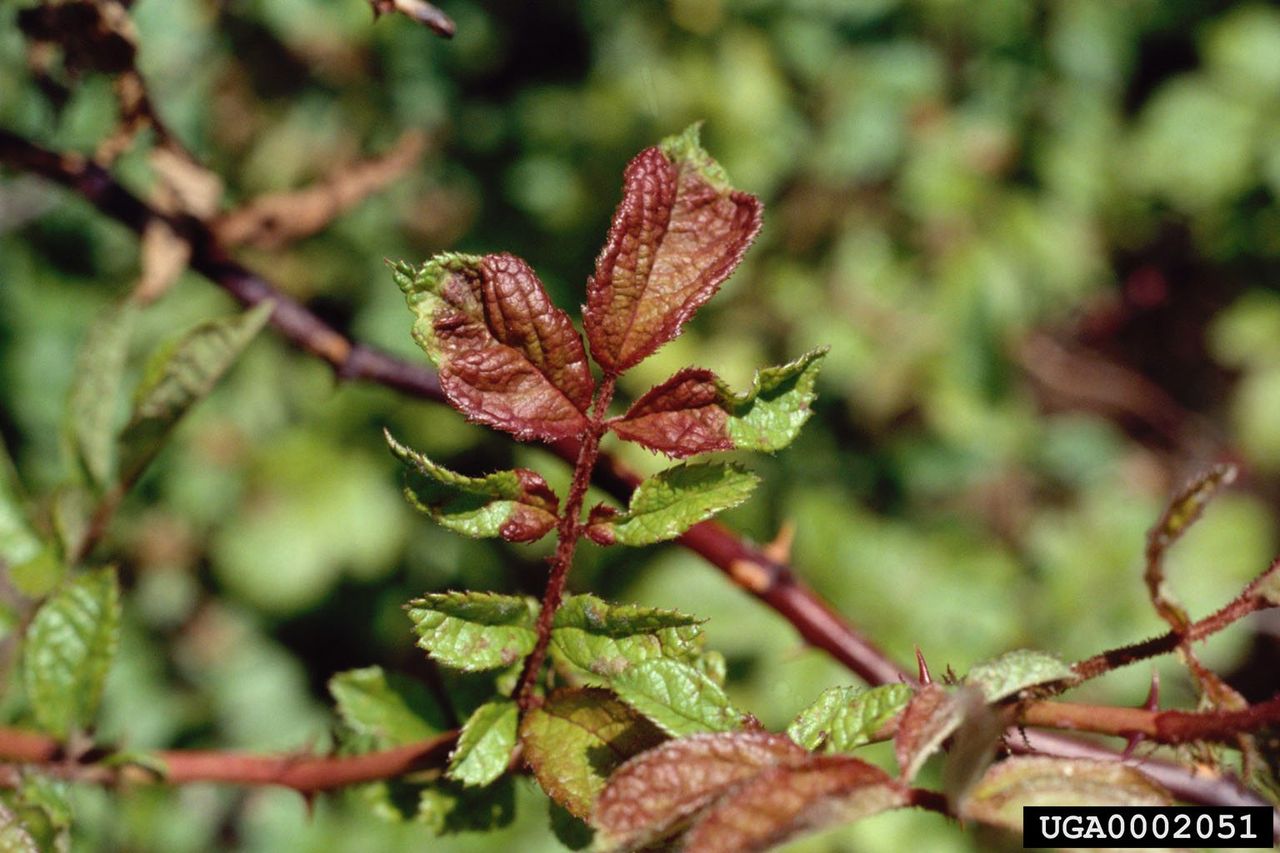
592 730 806 850
585 126 762 375
395 252 594 442
894 684 978 782
609 369 733 457
682 756 908 853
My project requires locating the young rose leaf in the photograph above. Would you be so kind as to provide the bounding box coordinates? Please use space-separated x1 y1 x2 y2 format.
117 302 272 486
549 594 703 681
447 699 519 787
593 731 808 851
418 777 516 834
584 124 763 374
393 253 594 442
23 567 121 738
786 683 914 754
610 348 827 457
894 684 985 783
961 756 1171 833
67 301 137 490
584 463 758 547
384 430 558 543
608 658 741 737
406 591 539 672
328 666 447 746
963 649 1074 703
680 756 908 853
520 687 666 820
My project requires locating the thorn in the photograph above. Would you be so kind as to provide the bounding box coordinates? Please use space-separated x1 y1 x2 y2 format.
762 520 795 564
916 646 932 685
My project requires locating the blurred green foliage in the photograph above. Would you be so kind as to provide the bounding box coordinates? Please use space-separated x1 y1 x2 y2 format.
3 0 1280 849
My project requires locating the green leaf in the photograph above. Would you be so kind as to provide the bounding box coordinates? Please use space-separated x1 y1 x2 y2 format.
0 443 44 572
585 463 758 547
0 802 39 853
22 567 121 738
609 658 741 737
963 649 1074 702
610 348 827 457
447 700 518 787
549 594 703 681
520 687 666 820
117 302 272 486
385 430 558 543
786 684 914 753
417 777 516 834
406 591 539 672
961 756 1171 832
67 301 137 490
329 666 446 746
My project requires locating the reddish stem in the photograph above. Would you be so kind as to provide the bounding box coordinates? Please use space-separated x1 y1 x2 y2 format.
514 375 617 710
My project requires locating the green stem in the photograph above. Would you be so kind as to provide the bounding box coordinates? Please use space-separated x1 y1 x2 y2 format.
515 375 617 711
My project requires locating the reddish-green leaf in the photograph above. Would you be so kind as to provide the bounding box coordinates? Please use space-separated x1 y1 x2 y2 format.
592 731 806 851
385 430 558 543
961 756 1171 833
681 756 908 853
520 688 666 820
610 348 826 457
584 125 763 375
393 252 594 442
894 684 983 782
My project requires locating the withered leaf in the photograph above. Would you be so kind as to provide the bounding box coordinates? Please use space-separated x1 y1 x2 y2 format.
584 125 762 375
681 756 908 853
394 253 595 442
592 730 806 851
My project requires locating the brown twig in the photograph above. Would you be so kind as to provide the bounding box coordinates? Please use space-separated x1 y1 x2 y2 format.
1018 695 1280 745
0 726 457 792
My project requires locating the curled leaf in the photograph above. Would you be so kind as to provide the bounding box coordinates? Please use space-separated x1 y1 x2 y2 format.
405 591 539 671
448 700 519 787
961 756 1171 832
584 125 763 375
585 463 758 547
786 683 914 754
393 253 594 442
681 756 907 853
385 429 558 543
611 348 827 457
894 684 985 783
520 688 666 820
592 731 807 851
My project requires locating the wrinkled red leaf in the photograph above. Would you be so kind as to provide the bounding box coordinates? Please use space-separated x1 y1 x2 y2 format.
894 684 977 782
585 126 762 375
609 368 733 456
592 730 806 851
682 756 908 853
396 252 594 442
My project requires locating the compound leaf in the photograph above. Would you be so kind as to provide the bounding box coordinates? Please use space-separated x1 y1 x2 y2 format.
393 253 593 442
593 731 807 851
611 348 827 457
520 687 665 820
406 592 539 672
447 699 518 787
117 302 272 486
549 594 702 681
584 124 763 375
385 430 558 543
23 567 121 738
964 649 1074 703
787 683 914 754
584 463 758 547
609 658 740 737
681 756 907 853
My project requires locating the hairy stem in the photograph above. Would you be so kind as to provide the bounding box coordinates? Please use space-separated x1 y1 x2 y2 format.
515 376 617 710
